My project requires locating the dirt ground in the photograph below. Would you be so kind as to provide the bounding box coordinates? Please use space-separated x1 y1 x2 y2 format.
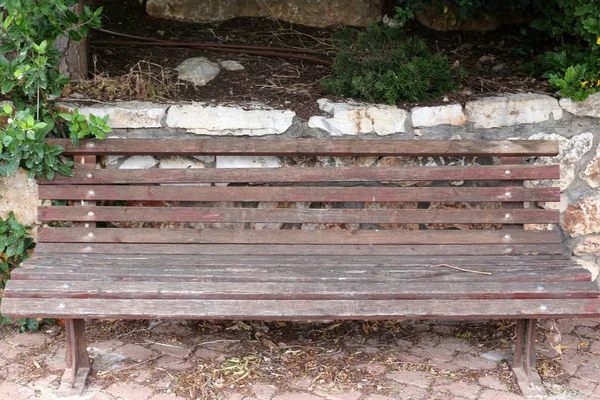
74 0 556 119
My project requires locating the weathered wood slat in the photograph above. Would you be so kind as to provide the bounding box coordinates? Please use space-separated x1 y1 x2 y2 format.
47 139 560 157
38 206 560 224
5 280 597 300
25 253 574 264
40 165 560 185
33 243 564 256
12 260 585 282
12 266 589 284
2 298 597 319
38 228 561 245
22 257 576 270
39 186 560 203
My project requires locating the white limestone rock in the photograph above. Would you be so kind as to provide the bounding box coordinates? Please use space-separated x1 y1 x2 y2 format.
175 57 221 86
216 156 281 169
308 99 408 136
159 156 206 169
526 132 593 191
465 94 563 128
58 101 167 129
559 93 600 117
411 104 466 127
580 143 600 188
575 258 599 281
219 60 245 71
0 169 38 227
119 156 159 170
563 193 600 237
166 103 295 136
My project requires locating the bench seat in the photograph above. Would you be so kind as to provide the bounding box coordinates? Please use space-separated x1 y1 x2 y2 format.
4 253 598 320
2 138 599 397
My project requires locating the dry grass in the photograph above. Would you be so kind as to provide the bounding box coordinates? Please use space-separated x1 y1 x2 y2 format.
63 60 186 101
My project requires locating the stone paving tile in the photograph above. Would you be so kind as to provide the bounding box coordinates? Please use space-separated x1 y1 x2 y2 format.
118 343 154 361
576 365 600 382
148 394 188 400
477 375 508 391
105 382 155 400
478 389 524 400
88 340 125 351
362 394 396 400
385 371 431 389
271 392 323 400
393 385 429 399
569 377 598 396
434 381 481 399
451 352 498 370
0 381 36 399
313 389 363 400
249 382 278 399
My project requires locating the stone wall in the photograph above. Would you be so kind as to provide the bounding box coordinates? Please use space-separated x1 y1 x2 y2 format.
2 92 600 279
145 0 383 28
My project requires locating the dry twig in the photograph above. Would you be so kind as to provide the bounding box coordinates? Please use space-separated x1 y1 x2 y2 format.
430 263 492 275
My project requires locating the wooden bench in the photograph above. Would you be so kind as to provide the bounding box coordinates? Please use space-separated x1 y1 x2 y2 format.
2 138 599 397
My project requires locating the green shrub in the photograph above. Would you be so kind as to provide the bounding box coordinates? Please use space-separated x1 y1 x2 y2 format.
0 0 109 180
322 24 462 103
395 0 543 23
531 0 600 100
0 211 37 329
0 212 33 291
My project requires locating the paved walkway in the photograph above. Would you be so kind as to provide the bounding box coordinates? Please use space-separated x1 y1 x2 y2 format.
0 318 599 400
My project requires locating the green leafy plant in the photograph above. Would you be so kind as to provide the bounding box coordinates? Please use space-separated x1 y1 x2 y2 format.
0 0 109 180
531 0 600 45
0 212 33 290
395 0 543 22
0 211 40 331
530 0 600 100
0 1 109 330
549 64 600 101
322 24 463 103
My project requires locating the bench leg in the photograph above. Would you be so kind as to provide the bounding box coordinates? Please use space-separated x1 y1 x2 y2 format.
58 319 91 396
511 319 546 398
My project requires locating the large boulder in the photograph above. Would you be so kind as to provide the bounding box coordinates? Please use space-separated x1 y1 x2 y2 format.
146 0 383 28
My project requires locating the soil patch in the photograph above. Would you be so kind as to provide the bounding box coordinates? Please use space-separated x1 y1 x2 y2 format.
80 0 555 119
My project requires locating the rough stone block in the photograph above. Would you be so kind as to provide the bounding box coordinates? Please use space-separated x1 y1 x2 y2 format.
119 156 159 170
175 57 221 86
158 156 206 169
216 156 281 169
526 132 593 191
575 258 599 281
560 93 600 117
573 237 600 256
411 104 466 127
581 143 600 188
0 169 39 226
58 101 167 128
146 0 383 28
308 99 408 136
166 103 295 136
465 94 563 128
563 193 600 237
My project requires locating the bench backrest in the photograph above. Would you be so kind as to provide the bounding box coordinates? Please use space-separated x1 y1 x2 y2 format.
35 138 561 257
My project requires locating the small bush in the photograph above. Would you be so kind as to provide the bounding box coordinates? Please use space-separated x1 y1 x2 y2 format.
531 0 600 100
322 24 462 104
0 211 33 290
